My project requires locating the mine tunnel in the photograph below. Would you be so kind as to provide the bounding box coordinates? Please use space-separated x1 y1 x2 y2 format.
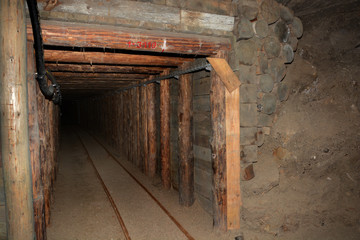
0 0 359 239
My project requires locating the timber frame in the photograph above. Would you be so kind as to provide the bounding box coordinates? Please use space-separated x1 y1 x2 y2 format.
3 10 241 234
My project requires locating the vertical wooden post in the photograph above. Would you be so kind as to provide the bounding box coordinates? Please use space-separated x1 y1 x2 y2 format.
160 70 171 190
0 0 36 238
140 85 148 173
27 42 46 239
210 51 227 230
178 66 194 206
135 87 141 168
210 50 242 230
44 100 51 226
225 79 241 230
147 81 157 177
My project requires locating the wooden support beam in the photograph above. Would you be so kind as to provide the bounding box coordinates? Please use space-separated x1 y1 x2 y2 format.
140 85 148 173
210 51 227 231
210 51 242 231
206 57 241 93
52 72 149 79
160 70 171 190
178 64 194 207
27 42 46 240
46 63 167 74
0 1 36 239
147 79 157 177
44 50 192 66
225 76 241 230
27 20 231 55
135 88 141 168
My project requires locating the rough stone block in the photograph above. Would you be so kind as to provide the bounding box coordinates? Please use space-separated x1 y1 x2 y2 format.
282 44 294 63
240 84 258 103
260 0 280 24
288 34 298 51
277 82 289 101
259 74 274 93
239 5 258 21
241 145 258 164
240 103 258 127
280 5 294 23
256 51 269 75
240 127 257 145
236 17 254 40
243 164 255 181
258 112 274 127
269 58 286 82
260 93 277 115
253 19 269 39
290 17 303 38
264 36 281 58
274 20 290 43
236 65 258 84
235 39 256 65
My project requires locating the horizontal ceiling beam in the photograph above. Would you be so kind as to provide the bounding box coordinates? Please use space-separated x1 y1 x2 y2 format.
52 72 148 79
27 20 231 55
46 63 167 74
44 50 192 66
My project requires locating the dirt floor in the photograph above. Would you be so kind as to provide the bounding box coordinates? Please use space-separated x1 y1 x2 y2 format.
47 128 244 240
240 4 360 240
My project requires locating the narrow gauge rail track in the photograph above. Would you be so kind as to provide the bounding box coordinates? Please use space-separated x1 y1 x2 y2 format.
77 131 195 240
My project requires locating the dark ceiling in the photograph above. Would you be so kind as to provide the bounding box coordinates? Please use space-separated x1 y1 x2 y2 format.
277 0 360 16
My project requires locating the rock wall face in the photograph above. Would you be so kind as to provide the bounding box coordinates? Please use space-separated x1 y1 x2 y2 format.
235 0 360 239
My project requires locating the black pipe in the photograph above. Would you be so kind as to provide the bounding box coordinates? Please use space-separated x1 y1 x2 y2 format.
27 0 61 104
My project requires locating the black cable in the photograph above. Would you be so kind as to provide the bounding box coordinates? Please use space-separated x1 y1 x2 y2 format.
27 0 62 104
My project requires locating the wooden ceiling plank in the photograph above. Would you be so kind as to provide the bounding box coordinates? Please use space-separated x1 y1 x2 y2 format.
27 20 230 55
45 63 167 74
44 50 192 66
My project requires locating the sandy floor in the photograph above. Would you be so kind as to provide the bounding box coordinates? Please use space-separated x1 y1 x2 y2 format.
47 128 242 240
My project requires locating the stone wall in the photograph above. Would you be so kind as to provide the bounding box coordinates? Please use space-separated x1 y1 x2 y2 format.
230 0 303 179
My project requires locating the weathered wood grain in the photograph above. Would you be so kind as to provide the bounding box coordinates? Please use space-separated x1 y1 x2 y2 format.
27 20 231 55
178 64 194 207
0 1 35 238
207 57 241 92
210 51 227 231
44 50 191 66
27 41 46 240
147 81 157 177
160 70 171 189
46 63 166 74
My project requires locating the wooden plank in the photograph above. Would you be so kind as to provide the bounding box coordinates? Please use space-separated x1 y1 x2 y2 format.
225 84 241 230
207 57 241 92
44 50 191 66
178 64 194 207
181 10 234 32
41 0 180 25
27 20 231 55
46 63 166 74
193 95 211 112
27 41 46 240
147 80 157 177
193 76 211 96
170 80 180 190
0 1 35 239
160 70 171 190
209 51 227 231
52 72 149 79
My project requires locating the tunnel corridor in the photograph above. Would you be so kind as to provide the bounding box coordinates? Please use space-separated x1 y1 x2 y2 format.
46 127 234 240
1 0 359 239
